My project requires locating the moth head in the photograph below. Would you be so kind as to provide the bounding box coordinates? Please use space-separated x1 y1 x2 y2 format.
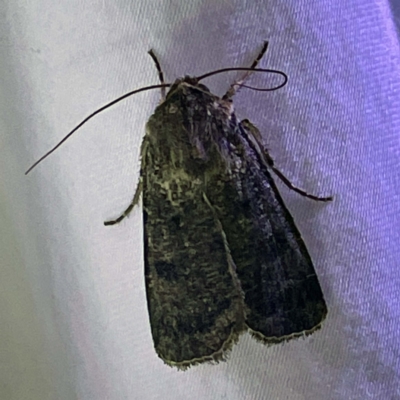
166 76 211 99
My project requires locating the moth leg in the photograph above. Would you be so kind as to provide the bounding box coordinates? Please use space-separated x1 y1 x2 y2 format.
148 49 166 100
241 119 333 202
223 41 269 100
104 179 143 226
270 164 333 202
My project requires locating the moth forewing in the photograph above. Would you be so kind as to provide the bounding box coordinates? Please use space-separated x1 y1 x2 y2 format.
138 75 329 369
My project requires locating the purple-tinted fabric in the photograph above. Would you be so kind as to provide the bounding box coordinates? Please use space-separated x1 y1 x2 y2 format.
1 1 399 399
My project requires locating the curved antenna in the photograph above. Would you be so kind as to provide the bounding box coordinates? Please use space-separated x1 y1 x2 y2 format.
235 83 287 92
25 83 170 174
26 67 287 175
196 67 288 91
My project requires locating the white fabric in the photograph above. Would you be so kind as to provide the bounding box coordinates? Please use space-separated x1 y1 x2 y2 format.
1 1 399 399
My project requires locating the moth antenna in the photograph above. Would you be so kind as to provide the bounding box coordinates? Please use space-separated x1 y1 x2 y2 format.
25 83 170 174
196 67 288 91
235 83 286 92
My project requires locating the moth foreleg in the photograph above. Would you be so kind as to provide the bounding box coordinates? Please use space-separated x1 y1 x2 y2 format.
104 179 143 226
223 41 269 100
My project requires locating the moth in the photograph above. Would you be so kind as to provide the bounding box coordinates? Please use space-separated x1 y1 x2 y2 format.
26 42 331 370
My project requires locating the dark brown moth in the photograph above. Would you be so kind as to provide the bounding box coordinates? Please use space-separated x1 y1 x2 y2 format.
26 42 331 370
